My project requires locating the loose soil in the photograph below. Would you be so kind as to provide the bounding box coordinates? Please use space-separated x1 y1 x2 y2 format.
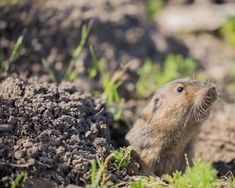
0 76 112 187
1 0 235 187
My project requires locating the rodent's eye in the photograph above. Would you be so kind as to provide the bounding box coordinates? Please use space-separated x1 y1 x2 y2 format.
176 86 184 93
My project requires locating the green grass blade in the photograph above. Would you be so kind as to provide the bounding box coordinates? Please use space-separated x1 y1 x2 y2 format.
11 172 28 188
64 25 88 80
9 35 24 63
42 58 57 82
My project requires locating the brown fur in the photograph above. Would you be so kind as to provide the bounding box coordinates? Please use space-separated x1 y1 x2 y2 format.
125 78 217 176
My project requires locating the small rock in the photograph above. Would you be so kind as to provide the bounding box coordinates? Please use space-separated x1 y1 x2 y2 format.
85 131 92 138
66 185 83 188
56 146 65 154
14 150 24 160
23 141 33 148
27 147 38 156
28 158 36 166
0 124 13 132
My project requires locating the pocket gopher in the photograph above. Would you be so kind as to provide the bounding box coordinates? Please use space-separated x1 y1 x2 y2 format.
125 79 217 175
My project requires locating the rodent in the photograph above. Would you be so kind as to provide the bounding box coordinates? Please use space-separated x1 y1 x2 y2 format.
125 78 217 176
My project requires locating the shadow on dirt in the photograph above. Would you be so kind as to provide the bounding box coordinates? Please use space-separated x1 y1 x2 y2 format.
213 160 235 177
0 1 190 82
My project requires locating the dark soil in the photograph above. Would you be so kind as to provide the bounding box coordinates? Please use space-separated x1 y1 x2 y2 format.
0 0 235 187
0 76 112 187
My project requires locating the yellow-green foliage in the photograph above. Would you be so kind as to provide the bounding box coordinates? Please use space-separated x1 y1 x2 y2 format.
146 0 164 21
130 159 222 188
11 172 28 188
130 176 165 188
43 25 89 82
42 58 57 82
136 59 158 98
102 77 123 121
220 17 235 47
169 159 217 188
0 35 24 75
64 25 88 81
226 62 235 94
87 156 234 188
112 146 132 171
87 44 124 121
136 55 197 98
228 62 235 82
0 0 23 6
86 147 132 188
88 45 105 79
86 158 108 188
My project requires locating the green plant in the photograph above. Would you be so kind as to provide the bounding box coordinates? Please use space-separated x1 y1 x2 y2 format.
87 147 132 187
87 44 124 120
42 25 89 82
130 176 165 188
64 25 89 81
42 58 57 82
146 0 164 21
158 54 196 85
220 17 235 47
228 62 235 82
136 55 197 98
224 176 235 188
88 45 105 79
87 154 233 188
102 74 124 121
87 159 108 188
224 61 235 94
86 153 116 188
111 146 132 171
168 159 217 188
0 0 23 6
0 35 24 75
136 58 158 98
11 172 28 188
9 35 24 63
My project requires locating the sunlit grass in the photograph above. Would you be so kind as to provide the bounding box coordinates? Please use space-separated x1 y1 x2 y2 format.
220 17 235 47
11 172 28 188
136 55 197 98
0 35 24 75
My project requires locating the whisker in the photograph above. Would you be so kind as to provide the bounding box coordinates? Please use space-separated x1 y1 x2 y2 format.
184 104 194 128
199 107 208 116
193 107 200 125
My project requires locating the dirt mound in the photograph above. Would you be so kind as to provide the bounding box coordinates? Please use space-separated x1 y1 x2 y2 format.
194 102 235 175
0 76 112 187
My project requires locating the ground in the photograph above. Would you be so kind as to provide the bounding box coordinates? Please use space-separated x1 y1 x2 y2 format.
0 76 112 187
0 0 235 187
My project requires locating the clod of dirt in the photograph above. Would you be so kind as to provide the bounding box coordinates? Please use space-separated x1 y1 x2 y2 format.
0 76 113 187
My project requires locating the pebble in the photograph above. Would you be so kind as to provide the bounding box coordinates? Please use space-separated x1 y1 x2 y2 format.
0 124 13 132
28 158 36 166
56 146 66 154
23 141 33 148
14 150 24 159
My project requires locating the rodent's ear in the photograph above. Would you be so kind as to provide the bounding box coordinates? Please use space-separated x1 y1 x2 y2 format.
152 97 159 113
141 96 159 122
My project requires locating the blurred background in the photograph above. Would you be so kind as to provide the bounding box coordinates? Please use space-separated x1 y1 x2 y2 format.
1 0 235 175
1 0 235 98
